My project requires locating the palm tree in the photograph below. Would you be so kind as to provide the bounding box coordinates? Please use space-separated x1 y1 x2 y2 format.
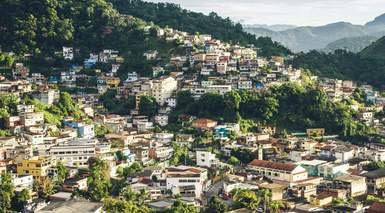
269 200 284 213
258 189 272 213
231 189 261 211
121 187 137 201
137 189 149 205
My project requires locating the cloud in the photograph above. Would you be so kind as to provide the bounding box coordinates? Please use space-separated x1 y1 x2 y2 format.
146 0 385 26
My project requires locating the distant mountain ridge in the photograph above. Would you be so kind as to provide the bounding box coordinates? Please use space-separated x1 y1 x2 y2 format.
323 36 378 53
244 24 296 31
245 13 385 52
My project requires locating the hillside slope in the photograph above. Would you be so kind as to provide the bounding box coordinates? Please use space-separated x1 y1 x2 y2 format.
323 36 378 53
292 36 385 88
360 36 385 60
108 0 291 57
0 0 182 77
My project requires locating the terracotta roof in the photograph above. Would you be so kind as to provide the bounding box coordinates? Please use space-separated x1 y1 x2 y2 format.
367 202 385 213
248 160 297 172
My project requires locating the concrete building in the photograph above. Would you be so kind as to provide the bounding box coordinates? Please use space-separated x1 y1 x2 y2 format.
166 166 208 198
48 139 97 168
196 151 218 168
334 175 366 197
17 156 55 179
248 159 309 186
151 76 177 105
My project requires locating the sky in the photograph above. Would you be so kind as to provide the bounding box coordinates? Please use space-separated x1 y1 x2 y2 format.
147 0 385 26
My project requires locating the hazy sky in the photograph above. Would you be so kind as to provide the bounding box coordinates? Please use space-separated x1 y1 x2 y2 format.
147 0 385 26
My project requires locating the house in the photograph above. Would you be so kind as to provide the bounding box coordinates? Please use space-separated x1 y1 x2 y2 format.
292 183 317 201
259 183 285 201
334 175 366 197
154 115 169 126
62 177 88 192
63 47 74 60
334 146 355 163
35 199 103 213
151 76 178 105
12 174 34 190
297 160 327 177
196 150 218 168
17 156 55 179
38 90 59 105
48 139 97 168
361 168 385 195
310 191 334 207
166 165 208 198
248 159 309 186
192 118 217 130
318 163 350 179
21 112 44 127
366 202 385 213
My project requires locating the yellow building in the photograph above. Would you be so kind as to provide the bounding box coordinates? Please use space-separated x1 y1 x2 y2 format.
17 156 54 179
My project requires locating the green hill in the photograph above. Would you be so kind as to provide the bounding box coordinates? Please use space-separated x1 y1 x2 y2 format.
292 36 385 88
0 0 182 77
360 36 385 60
108 0 291 57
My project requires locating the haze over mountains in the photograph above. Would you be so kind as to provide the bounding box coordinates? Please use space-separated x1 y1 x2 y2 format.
245 13 385 53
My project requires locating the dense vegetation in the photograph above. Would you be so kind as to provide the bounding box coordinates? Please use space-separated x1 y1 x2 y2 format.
173 83 369 136
0 0 180 79
109 0 291 57
292 36 385 88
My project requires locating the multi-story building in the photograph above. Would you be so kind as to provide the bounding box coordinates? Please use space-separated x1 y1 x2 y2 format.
248 159 309 186
166 166 208 198
362 169 385 195
334 175 367 197
196 151 218 168
17 156 54 179
20 112 44 127
39 90 59 105
48 139 97 167
151 76 177 105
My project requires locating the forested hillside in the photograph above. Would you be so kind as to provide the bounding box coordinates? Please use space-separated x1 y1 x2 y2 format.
108 0 292 57
0 0 183 77
292 36 385 88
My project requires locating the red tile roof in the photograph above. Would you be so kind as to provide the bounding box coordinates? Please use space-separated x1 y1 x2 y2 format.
248 160 297 172
367 202 385 213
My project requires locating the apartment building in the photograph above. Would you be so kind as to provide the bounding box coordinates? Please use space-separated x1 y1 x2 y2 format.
48 139 97 167
17 156 55 179
166 166 208 198
248 159 309 186
151 76 177 105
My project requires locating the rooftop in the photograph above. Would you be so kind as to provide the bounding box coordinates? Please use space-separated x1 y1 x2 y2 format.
248 159 297 172
361 168 385 179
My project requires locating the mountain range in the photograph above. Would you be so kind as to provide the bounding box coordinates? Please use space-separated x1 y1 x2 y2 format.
245 13 385 53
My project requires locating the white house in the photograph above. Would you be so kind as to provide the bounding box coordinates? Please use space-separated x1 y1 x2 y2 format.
196 151 218 168
166 166 208 198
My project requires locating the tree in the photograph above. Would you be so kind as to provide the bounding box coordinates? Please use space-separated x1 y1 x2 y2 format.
12 188 31 212
227 156 240 166
258 189 272 213
207 196 228 213
56 161 68 185
166 199 199 213
0 173 14 212
87 158 111 201
269 200 284 213
231 189 260 211
176 91 194 111
33 176 54 199
103 197 149 213
223 91 241 123
139 96 158 117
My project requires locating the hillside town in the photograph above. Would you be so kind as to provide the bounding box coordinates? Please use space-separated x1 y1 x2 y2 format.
2 22 385 213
